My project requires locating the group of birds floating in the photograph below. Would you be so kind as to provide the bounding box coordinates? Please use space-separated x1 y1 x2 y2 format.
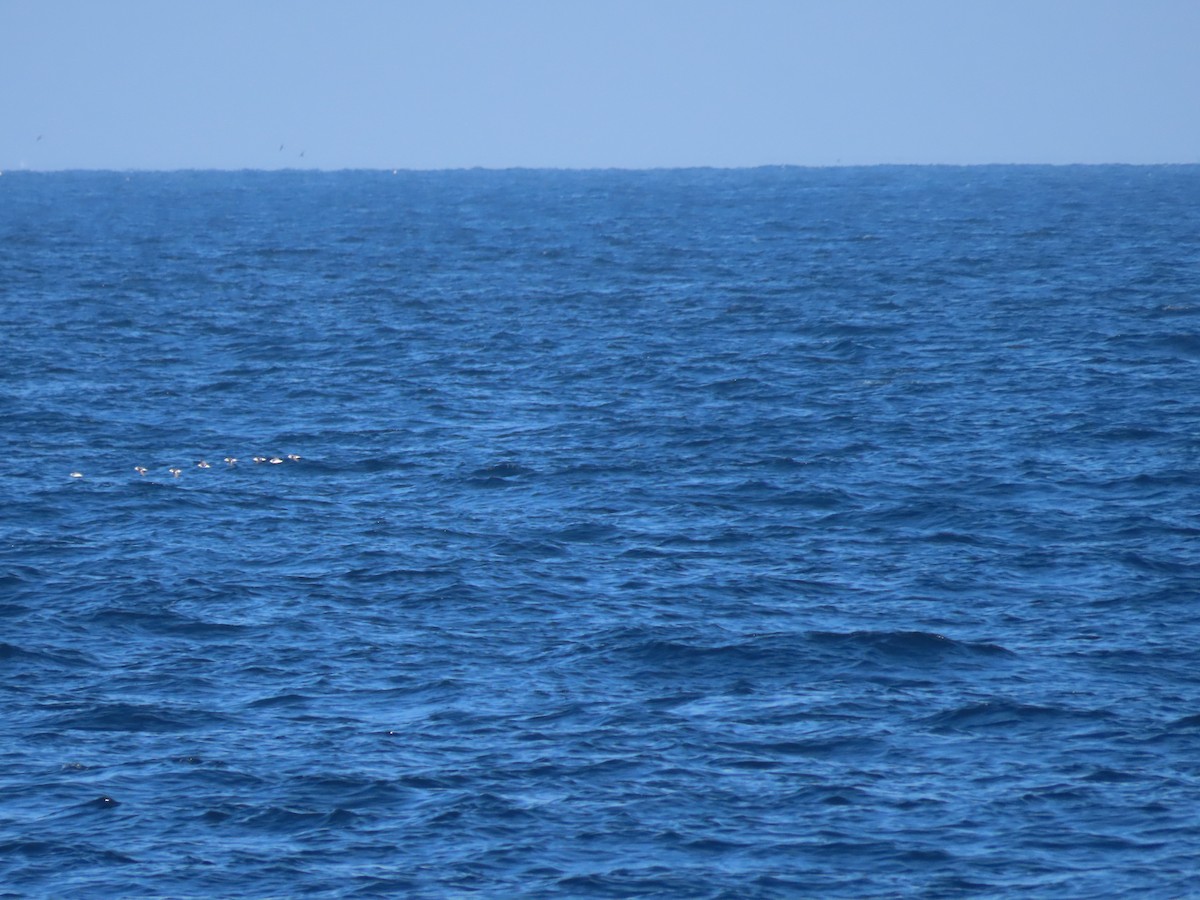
68 455 300 480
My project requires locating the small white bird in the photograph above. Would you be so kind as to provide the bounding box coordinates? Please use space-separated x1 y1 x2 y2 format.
224 457 237 466
168 468 182 478
252 456 267 464
134 466 147 476
269 457 283 464
287 454 302 461
69 471 83 478
197 460 211 469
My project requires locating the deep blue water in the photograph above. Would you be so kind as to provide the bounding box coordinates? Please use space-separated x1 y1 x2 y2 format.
2 166 1199 897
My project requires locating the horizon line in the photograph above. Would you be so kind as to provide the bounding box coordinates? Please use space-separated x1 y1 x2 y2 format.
3 161 1198 176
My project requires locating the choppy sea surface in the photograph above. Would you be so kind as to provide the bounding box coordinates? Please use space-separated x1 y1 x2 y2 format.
2 166 1199 898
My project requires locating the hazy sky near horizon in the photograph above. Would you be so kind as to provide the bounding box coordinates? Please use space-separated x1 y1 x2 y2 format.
2 0 1198 171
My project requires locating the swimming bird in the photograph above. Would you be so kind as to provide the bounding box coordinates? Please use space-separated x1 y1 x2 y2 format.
224 457 237 466
69 471 82 478
169 468 182 478
134 466 147 476
269 457 283 464
197 460 211 469
252 456 267 464
286 454 301 461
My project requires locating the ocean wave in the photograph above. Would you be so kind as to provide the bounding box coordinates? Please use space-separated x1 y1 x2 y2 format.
921 699 1114 733
3 166 1199 898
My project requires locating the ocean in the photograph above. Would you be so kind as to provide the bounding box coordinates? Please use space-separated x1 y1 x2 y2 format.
1 166 1198 897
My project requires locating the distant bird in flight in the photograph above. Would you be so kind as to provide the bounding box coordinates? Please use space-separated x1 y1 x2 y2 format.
279 144 284 151
36 134 43 141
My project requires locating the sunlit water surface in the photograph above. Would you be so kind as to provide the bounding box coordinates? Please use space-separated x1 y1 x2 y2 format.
2 167 1199 897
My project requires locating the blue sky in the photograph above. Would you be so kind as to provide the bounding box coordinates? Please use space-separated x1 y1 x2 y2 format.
2 0 1198 170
